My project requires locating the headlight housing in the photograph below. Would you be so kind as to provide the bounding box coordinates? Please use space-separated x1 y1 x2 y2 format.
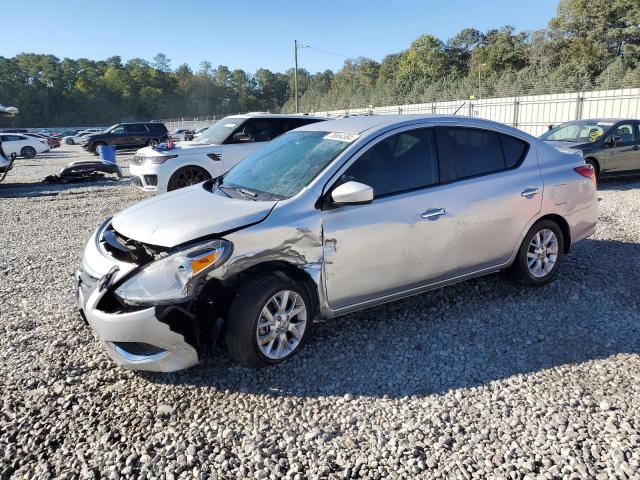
114 239 232 305
144 154 178 165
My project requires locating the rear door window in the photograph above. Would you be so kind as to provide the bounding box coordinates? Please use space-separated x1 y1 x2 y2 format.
278 118 324 136
235 118 278 143
436 127 505 180
125 124 146 133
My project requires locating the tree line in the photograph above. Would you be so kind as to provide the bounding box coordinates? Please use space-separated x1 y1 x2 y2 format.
1 0 638 127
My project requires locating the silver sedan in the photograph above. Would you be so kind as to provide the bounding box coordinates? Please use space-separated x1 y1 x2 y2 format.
77 115 598 371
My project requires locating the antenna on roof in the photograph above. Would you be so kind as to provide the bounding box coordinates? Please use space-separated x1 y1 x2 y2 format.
453 101 467 115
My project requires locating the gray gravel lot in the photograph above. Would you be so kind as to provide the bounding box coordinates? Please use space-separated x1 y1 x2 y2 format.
1 147 639 479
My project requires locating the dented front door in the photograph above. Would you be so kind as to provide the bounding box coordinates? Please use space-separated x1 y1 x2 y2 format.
321 188 459 311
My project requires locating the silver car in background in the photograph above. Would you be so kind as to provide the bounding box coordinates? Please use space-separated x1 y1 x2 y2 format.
77 115 598 371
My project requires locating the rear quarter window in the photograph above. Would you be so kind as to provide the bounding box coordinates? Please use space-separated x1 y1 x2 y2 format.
500 134 529 168
147 123 168 133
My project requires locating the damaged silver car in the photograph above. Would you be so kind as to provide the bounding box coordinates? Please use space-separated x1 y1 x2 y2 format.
77 115 598 371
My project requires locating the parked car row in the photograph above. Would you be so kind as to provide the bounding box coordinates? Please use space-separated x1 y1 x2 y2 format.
0 133 50 158
77 114 598 373
63 128 105 145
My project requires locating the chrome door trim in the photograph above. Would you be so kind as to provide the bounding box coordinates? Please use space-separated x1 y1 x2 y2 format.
329 260 510 317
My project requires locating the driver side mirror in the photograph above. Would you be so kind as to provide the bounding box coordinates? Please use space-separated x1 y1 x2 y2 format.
605 135 621 147
331 181 374 205
232 132 252 143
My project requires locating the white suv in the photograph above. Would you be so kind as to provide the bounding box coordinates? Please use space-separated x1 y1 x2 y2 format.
129 113 326 193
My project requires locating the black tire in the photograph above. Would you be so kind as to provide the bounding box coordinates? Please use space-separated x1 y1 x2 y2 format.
146 138 159 147
585 158 599 181
91 142 106 155
509 219 564 286
65 138 74 145
21 146 36 159
226 273 313 368
167 166 211 191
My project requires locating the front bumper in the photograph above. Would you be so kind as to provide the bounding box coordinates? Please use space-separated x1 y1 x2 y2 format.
129 162 164 193
77 229 199 372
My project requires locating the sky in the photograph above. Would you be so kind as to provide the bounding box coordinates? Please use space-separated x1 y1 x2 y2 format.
2 0 559 74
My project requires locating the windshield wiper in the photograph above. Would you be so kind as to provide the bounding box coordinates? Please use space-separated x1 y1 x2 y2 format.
218 183 257 200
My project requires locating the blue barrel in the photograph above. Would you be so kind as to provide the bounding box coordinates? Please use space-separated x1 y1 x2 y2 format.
98 145 117 164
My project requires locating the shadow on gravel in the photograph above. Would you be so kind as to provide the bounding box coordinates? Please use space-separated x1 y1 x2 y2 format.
597 177 640 191
141 238 640 398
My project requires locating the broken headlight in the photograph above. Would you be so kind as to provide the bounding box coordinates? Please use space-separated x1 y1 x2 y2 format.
114 239 232 305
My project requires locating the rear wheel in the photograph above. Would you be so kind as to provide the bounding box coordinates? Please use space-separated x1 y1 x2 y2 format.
509 220 564 286
91 142 106 155
65 138 74 145
146 138 159 147
167 166 211 191
21 146 36 159
225 274 312 368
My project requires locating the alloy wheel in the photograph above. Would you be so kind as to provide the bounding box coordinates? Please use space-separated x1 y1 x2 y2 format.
175 168 207 188
256 290 307 360
527 228 559 278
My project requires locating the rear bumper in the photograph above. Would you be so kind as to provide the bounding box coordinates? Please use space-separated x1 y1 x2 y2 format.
567 199 598 246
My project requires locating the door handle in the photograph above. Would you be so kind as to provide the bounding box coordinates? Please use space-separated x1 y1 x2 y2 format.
421 208 447 220
521 187 540 198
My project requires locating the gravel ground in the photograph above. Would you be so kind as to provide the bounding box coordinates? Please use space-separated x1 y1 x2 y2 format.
1 147 639 479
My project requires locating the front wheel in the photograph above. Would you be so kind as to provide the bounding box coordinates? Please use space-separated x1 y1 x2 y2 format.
65 138 74 145
225 274 312 368
167 166 211 191
509 220 564 286
21 146 36 159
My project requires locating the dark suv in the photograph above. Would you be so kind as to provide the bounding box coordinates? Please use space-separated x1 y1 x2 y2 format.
83 122 168 154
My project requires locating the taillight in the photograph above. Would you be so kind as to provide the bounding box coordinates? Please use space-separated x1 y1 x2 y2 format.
574 165 596 185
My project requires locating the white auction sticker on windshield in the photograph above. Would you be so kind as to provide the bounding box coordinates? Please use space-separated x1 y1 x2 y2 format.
224 123 237 127
324 132 360 142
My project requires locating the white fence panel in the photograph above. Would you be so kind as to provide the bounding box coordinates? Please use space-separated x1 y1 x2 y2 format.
161 87 640 136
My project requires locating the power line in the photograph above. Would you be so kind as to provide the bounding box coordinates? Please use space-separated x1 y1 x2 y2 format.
304 45 352 60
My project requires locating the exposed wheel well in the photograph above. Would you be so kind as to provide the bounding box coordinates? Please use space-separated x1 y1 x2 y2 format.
584 157 600 175
200 261 319 319
194 261 321 350
535 214 571 253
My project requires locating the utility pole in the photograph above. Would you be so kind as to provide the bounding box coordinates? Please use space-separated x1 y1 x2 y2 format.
294 40 299 113
478 63 487 100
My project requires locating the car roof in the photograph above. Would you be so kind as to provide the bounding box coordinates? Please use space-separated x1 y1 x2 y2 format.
295 114 532 136
562 118 636 123
227 113 327 121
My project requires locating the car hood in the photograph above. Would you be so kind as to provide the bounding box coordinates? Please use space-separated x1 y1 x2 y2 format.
111 184 277 248
137 142 222 157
